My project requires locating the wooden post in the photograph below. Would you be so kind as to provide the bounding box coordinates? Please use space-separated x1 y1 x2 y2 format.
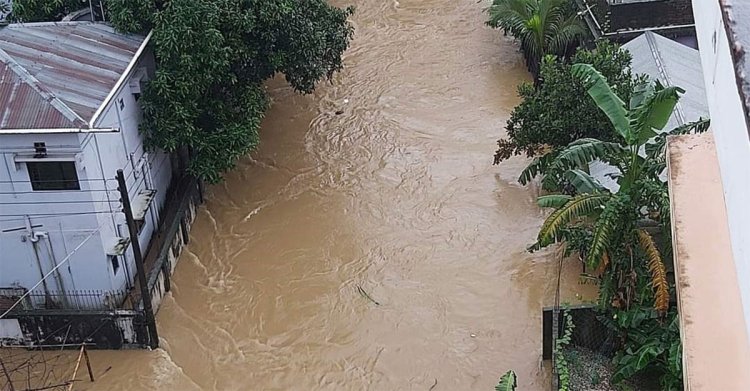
83 346 95 382
0 358 16 391
66 346 85 391
117 169 159 349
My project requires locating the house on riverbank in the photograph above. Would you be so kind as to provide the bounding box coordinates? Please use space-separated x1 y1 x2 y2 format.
0 21 201 349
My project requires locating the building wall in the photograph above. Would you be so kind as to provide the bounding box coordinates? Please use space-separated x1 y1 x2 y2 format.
0 133 112 298
0 48 172 305
84 49 172 295
693 0 750 338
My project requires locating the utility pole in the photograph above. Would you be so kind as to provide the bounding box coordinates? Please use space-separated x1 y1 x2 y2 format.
116 169 159 349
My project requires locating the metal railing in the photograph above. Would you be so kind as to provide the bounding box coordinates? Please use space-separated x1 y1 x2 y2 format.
0 287 136 313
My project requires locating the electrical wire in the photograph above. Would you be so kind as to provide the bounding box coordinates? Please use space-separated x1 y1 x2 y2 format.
0 200 121 205
0 211 123 223
0 223 105 319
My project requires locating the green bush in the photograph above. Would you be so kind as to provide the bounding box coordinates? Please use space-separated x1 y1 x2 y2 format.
494 40 641 164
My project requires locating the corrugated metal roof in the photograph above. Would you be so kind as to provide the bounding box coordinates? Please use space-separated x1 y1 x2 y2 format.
590 32 709 194
623 31 709 129
0 21 146 130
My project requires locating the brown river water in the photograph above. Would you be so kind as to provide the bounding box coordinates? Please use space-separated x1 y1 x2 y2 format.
76 0 594 389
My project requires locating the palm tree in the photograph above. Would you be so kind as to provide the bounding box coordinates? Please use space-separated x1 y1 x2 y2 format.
487 0 585 74
521 64 709 313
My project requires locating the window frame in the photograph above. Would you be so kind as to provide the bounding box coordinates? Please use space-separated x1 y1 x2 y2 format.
26 161 81 191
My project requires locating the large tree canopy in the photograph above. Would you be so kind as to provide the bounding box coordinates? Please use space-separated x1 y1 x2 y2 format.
12 0 354 182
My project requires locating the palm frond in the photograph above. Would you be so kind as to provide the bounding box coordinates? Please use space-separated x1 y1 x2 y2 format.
546 14 585 55
644 118 710 173
637 229 669 314
495 370 518 391
538 194 573 208
519 148 560 185
538 193 611 246
571 63 630 140
564 169 605 193
670 117 710 135
584 193 629 269
547 138 626 172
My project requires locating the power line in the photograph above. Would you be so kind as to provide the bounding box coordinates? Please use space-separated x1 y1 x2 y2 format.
0 189 117 195
0 178 116 184
0 211 123 223
0 200 120 205
0 224 104 319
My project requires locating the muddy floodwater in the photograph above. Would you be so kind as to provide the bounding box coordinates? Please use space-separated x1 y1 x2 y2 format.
79 0 593 389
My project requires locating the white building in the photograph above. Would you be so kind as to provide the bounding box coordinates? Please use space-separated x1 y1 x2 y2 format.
667 0 750 388
0 22 173 310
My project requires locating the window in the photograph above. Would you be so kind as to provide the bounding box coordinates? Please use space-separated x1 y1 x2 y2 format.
109 255 120 275
26 162 80 191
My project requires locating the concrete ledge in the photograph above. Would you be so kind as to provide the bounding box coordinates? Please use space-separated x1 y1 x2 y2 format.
667 132 750 390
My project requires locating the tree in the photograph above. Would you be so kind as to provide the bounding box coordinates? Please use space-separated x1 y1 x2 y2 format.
495 40 641 164
11 0 355 182
486 0 585 74
521 63 709 387
113 0 354 182
8 0 84 21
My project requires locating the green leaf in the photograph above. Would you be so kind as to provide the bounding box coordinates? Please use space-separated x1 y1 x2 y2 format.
628 81 654 110
629 83 685 144
584 193 629 269
571 63 630 140
538 193 611 246
564 169 605 193
537 194 572 208
495 370 517 391
546 138 626 175
518 149 559 185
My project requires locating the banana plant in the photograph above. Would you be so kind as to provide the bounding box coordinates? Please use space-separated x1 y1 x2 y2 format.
521 64 708 314
495 370 517 391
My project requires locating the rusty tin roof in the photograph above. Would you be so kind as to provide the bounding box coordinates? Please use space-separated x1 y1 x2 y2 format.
0 22 146 131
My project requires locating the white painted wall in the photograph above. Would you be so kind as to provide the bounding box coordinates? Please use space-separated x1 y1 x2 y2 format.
0 48 172 307
0 133 110 300
693 0 750 338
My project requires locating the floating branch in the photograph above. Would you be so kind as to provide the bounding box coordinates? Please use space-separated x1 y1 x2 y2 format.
356 285 380 306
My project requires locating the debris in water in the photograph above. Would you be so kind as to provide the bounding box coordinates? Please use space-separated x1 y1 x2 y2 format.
335 110 344 115
343 98 350 104
356 285 380 305
470 333 477 338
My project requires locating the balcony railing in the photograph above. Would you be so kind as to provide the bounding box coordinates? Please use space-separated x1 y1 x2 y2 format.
0 287 137 313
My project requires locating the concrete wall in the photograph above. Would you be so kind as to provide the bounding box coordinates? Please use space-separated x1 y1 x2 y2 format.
0 48 172 305
0 133 110 298
693 0 750 339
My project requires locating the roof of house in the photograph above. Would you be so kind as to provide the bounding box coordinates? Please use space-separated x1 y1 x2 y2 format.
0 21 147 131
590 31 709 193
623 31 709 129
